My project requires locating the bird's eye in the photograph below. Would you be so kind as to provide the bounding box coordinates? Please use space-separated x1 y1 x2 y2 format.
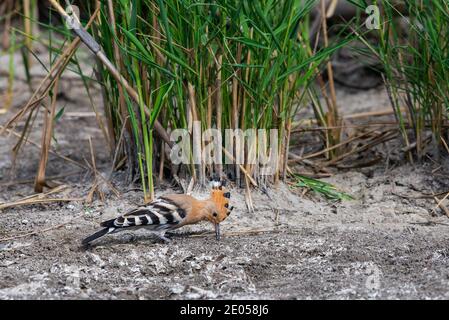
224 203 229 208
213 212 218 217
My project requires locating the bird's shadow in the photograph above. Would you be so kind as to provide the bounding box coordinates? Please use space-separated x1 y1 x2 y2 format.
80 230 214 251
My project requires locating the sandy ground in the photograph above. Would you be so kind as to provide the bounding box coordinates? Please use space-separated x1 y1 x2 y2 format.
2 43 449 300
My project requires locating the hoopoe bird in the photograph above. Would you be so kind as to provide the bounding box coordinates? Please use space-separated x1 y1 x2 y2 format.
82 180 233 245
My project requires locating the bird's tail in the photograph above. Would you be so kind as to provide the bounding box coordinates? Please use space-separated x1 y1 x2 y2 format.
82 227 113 245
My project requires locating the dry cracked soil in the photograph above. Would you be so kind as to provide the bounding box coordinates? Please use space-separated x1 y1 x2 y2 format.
1 42 449 300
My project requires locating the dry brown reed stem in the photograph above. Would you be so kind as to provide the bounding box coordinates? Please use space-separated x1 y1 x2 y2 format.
188 82 202 183
283 113 294 177
432 192 449 216
1 0 14 50
324 130 398 166
47 0 173 148
86 137 102 203
288 129 379 163
320 0 340 156
34 78 60 192
0 124 87 170
0 171 82 187
215 54 223 177
232 44 242 182
221 147 257 187
440 136 449 155
0 185 83 211
433 196 449 218
23 0 32 66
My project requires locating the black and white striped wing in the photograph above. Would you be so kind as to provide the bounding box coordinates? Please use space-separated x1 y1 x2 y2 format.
101 197 186 231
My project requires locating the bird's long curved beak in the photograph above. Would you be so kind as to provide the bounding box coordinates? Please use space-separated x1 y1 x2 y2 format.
215 223 221 241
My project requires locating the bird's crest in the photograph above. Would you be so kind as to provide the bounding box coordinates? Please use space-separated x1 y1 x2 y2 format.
209 177 233 220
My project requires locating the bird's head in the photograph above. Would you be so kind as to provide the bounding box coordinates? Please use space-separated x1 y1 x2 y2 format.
205 178 234 240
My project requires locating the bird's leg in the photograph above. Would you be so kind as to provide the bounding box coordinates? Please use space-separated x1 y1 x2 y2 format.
153 231 172 243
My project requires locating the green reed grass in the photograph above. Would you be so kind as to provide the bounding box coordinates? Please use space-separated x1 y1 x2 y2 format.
292 174 353 201
82 0 349 200
353 0 449 160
